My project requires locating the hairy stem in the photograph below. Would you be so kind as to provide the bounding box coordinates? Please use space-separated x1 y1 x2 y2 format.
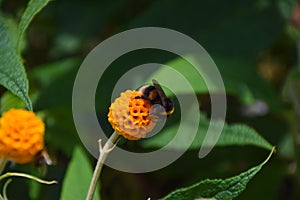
85 132 119 200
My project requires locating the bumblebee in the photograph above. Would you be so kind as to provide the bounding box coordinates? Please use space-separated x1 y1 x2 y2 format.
137 79 174 116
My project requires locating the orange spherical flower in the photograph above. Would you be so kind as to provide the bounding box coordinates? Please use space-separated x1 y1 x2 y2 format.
108 90 157 140
0 109 45 164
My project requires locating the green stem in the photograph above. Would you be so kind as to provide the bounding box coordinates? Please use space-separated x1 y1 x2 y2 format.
0 159 7 175
85 132 119 200
2 179 12 200
0 172 57 184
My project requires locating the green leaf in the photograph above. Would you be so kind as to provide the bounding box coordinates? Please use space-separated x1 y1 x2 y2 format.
146 56 210 95
160 148 275 200
60 146 100 200
45 108 80 157
2 15 20 48
149 55 282 110
32 58 80 110
127 0 289 61
0 17 32 110
215 123 272 149
17 0 51 53
214 57 282 109
130 0 289 110
276 0 297 19
0 92 26 114
141 115 272 151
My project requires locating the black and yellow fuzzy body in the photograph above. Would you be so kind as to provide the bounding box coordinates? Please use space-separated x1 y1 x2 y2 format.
136 79 174 116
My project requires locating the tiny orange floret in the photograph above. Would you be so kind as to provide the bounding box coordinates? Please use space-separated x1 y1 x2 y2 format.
108 90 157 140
0 109 45 164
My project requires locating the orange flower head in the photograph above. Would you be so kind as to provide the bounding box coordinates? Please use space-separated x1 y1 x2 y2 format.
108 90 157 140
0 109 45 164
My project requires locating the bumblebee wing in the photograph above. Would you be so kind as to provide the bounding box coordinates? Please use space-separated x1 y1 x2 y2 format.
152 79 168 107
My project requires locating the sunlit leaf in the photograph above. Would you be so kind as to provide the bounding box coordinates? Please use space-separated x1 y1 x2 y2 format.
142 115 272 151
0 92 26 113
60 146 100 200
149 55 282 110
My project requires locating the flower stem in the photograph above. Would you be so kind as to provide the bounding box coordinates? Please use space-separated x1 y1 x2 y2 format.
85 132 119 200
0 159 7 175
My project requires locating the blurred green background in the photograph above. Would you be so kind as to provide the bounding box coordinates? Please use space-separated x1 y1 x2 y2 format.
1 0 300 199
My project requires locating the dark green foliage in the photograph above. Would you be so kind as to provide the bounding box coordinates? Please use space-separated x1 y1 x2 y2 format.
0 0 300 199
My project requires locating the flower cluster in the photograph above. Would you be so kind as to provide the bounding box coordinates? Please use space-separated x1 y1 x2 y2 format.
108 90 157 140
0 109 45 164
